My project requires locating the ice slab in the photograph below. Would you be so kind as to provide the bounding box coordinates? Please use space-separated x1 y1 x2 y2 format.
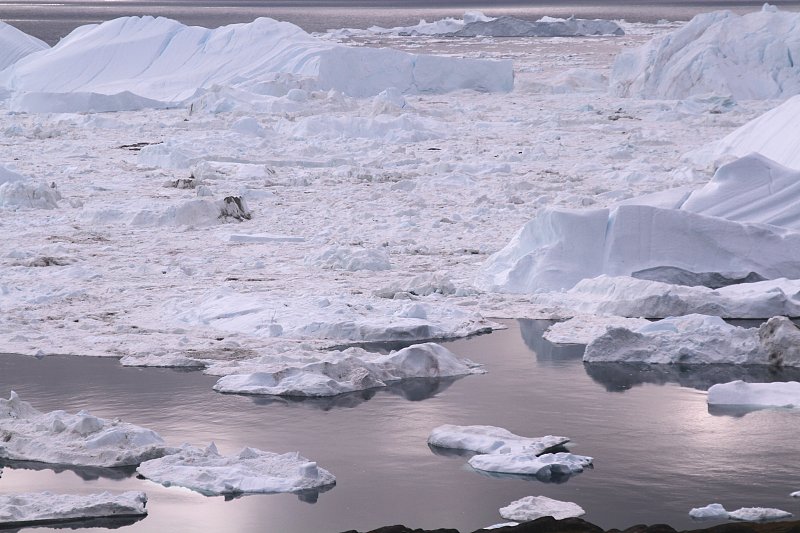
0 21 48 71
611 7 800 99
0 391 174 467
137 443 335 495
689 503 729 520
0 491 147 527
543 316 650 345
210 342 484 397
427 425 568 455
728 507 793 521
499 495 585 521
468 452 592 478
707 380 800 407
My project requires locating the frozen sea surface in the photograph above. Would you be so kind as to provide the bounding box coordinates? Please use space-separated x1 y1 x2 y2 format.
1 321 799 532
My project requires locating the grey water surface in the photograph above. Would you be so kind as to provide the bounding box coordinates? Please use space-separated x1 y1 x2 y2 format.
1 320 799 532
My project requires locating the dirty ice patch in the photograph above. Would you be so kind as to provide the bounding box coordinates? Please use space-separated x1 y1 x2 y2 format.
543 316 650 345
707 381 800 408
499 496 585 521
0 491 147 527
468 452 592 478
427 425 568 455
611 6 800 99
209 342 484 397
0 392 174 467
136 443 335 495
0 181 61 210
0 21 48 71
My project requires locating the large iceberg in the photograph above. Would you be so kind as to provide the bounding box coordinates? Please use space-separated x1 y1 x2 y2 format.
427 425 568 455
707 380 800 407
610 6 800 99
452 16 624 37
0 392 174 467
468 452 592 478
0 491 147 527
0 16 513 112
0 21 48 71
499 496 585 521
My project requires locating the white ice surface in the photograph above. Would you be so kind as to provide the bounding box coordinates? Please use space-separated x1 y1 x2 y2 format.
0 491 147 526
0 391 174 467
0 21 48 71
791 491 800 498
136 443 335 495
453 16 624 37
689 503 729 520
499 495 585 521
543 316 650 344
427 425 568 455
468 452 592 477
728 507 793 521
707 380 800 407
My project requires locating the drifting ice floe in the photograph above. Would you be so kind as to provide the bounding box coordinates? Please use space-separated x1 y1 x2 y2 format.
136 443 335 495
728 507 793 521
0 16 513 112
707 380 800 407
0 21 48 71
0 491 147 527
0 392 174 467
611 5 800 99
689 503 729 520
427 425 568 455
209 343 484 397
468 452 592 478
499 495 585 521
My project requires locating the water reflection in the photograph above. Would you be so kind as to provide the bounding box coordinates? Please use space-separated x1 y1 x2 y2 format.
0 459 137 482
518 319 585 361
0 515 147 532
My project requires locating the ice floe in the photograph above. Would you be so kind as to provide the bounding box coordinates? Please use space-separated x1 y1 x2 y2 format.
468 452 592 478
427 425 568 455
543 316 650 345
0 391 174 467
689 503 729 520
0 491 147 527
0 181 61 210
611 6 800 99
209 342 484 397
0 20 48 71
136 443 335 495
728 507 793 521
499 495 585 521
707 380 800 407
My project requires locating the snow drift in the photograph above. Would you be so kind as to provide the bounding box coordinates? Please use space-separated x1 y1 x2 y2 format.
0 21 48 71
0 16 513 112
610 5 800 99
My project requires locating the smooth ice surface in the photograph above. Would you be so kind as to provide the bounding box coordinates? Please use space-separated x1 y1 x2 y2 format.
136 443 335 495
468 452 592 477
210 342 485 397
0 392 173 467
0 491 147 526
499 496 585 521
707 380 800 407
427 425 568 455
0 20 48 71
791 492 800 498
728 507 793 521
543 316 650 345
611 6 800 99
689 503 729 520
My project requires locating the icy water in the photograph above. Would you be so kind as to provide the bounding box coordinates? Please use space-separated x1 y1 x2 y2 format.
1 320 800 533
4 0 800 44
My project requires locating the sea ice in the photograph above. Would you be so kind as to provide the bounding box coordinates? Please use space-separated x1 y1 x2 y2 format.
427 425 568 455
499 495 585 521
543 316 650 345
0 181 61 210
689 503 729 520
707 380 800 407
468 452 592 478
0 391 174 467
0 491 147 527
728 507 793 521
136 443 335 495
209 342 484 397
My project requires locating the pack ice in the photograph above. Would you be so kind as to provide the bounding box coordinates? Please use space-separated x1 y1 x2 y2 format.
611 5 800 99
136 443 335 495
0 392 174 467
0 16 513 112
707 380 800 407
0 491 147 527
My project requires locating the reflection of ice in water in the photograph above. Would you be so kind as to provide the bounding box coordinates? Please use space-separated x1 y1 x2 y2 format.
518 319 586 361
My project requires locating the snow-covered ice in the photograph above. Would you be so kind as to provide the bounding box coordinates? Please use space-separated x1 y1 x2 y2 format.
689 503 729 520
707 381 800 407
468 452 592 478
499 495 585 521
0 491 147 527
453 16 624 37
543 316 650 345
728 507 793 521
427 425 568 455
0 20 48 71
136 443 335 495
0 391 174 467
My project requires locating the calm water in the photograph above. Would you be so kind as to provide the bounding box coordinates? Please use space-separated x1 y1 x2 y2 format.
3 0 800 44
1 320 799 533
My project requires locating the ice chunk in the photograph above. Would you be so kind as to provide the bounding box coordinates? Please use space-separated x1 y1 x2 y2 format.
0 181 61 210
469 452 592 478
707 381 800 407
791 491 800 497
543 316 650 345
759 316 800 366
728 507 793 521
499 495 585 521
0 491 147 527
136 443 335 495
0 391 174 467
130 196 251 227
305 246 391 271
690 503 729 520
427 425 568 455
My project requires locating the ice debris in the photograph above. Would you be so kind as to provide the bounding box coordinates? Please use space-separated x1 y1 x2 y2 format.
707 380 800 407
136 443 335 495
499 495 585 521
0 391 174 467
427 425 568 455
0 491 147 527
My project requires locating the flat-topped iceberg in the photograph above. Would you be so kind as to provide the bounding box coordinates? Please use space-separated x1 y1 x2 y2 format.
611 6 800 99
209 342 485 397
427 424 568 455
499 495 585 521
0 392 174 467
468 452 592 478
707 380 800 407
0 21 48 71
137 443 335 495
690 503 792 521
0 491 147 527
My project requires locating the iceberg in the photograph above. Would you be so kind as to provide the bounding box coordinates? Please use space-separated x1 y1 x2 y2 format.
468 452 592 478
689 503 729 520
543 316 650 345
0 491 147 527
499 495 585 521
0 21 48 71
707 380 800 407
427 425 568 455
728 507 793 521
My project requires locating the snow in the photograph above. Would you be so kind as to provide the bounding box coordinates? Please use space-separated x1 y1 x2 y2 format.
306 246 391 271
0 491 147 527
690 503 793 521
707 380 800 407
468 452 592 478
0 181 61 210
0 391 174 467
209 342 485 397
499 496 585 521
543 316 650 345
0 20 48 71
689 503 729 520
427 425 568 455
136 443 335 495
611 6 800 99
